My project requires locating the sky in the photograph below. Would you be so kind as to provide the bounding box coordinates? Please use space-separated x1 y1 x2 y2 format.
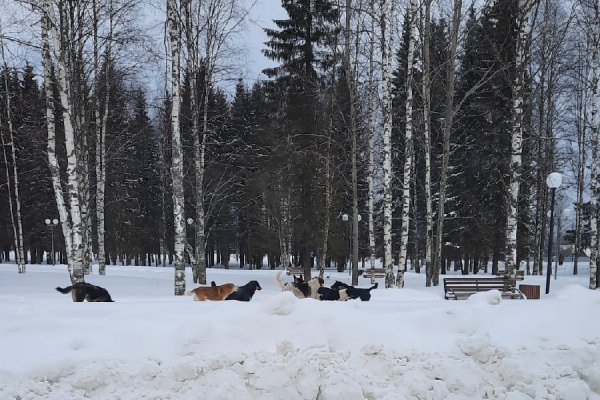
1 259 599 399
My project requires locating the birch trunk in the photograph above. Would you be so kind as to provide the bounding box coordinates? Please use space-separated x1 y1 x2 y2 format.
0 41 25 273
168 0 187 295
343 0 360 285
44 1 85 283
381 0 396 287
589 10 599 289
367 0 376 271
573 45 587 276
41 4 73 275
185 0 202 283
433 0 461 286
505 0 532 276
93 0 111 276
422 0 433 287
396 0 418 288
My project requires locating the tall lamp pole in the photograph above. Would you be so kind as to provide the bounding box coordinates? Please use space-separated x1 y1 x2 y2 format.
45 218 59 265
545 172 562 294
342 213 350 271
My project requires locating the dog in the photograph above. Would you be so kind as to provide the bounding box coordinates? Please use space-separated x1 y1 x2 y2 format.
56 282 114 302
275 271 323 299
317 286 349 301
331 281 378 301
225 280 262 301
187 283 236 301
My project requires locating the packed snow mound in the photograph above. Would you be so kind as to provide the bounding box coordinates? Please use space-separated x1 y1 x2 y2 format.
2 343 599 400
467 289 502 305
260 291 297 315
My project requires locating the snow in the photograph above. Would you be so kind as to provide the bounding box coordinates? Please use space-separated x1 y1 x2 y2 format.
1 261 599 399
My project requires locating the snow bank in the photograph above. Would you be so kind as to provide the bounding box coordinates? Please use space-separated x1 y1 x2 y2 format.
0 264 599 400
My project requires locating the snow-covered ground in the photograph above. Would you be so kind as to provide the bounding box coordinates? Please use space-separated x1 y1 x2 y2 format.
1 260 599 399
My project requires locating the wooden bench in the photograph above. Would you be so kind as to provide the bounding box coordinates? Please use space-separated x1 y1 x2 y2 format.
285 267 305 276
443 277 524 300
361 268 387 284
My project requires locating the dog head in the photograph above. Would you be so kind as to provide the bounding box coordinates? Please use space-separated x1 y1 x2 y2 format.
249 280 262 291
293 275 304 284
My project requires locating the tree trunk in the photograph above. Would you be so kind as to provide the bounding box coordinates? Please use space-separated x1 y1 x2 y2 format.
366 0 376 271
505 0 533 276
168 0 186 295
422 0 433 287
0 41 25 273
381 0 396 288
590 8 599 289
433 0 461 286
396 0 417 288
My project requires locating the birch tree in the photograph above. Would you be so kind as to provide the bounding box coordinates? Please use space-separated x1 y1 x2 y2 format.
505 0 535 276
432 0 462 286
381 0 396 288
167 0 187 295
39 0 86 283
366 0 376 271
0 39 25 273
421 0 433 287
588 0 600 289
396 0 418 288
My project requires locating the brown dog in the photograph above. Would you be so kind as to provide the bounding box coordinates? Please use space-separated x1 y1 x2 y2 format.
187 283 236 301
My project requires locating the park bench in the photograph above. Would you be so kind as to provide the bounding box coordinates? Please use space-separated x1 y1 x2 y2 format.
443 277 525 300
361 268 387 284
285 267 305 276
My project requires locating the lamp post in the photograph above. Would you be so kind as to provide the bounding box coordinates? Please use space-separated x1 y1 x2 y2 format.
545 172 562 294
45 218 59 265
342 213 350 271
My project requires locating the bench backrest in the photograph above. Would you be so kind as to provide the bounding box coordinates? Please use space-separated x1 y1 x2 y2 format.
443 277 512 291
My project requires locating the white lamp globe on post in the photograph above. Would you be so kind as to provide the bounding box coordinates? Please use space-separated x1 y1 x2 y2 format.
45 218 59 265
545 172 562 294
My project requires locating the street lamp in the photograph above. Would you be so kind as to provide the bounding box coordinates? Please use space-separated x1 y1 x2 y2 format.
187 218 196 257
342 213 350 271
45 218 59 265
545 172 562 294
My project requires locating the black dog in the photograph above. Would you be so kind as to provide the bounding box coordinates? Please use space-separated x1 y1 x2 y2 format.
56 282 114 302
225 280 262 301
317 286 348 301
331 281 378 301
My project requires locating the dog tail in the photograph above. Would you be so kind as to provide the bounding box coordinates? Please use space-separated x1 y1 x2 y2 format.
370 282 379 290
185 289 195 296
56 286 73 294
275 271 285 289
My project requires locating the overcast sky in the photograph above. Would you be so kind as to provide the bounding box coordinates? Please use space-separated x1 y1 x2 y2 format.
242 0 286 83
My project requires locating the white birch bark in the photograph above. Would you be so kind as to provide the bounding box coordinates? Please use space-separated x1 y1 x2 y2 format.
396 0 418 288
343 0 360 285
367 0 376 270
422 0 433 287
381 0 396 288
42 0 85 283
589 4 599 289
573 45 588 276
41 3 73 273
0 40 25 272
93 0 111 276
168 0 187 295
184 0 203 283
433 0 462 286
505 0 533 276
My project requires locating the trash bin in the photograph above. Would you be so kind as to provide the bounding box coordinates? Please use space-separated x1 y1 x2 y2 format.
519 284 540 300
